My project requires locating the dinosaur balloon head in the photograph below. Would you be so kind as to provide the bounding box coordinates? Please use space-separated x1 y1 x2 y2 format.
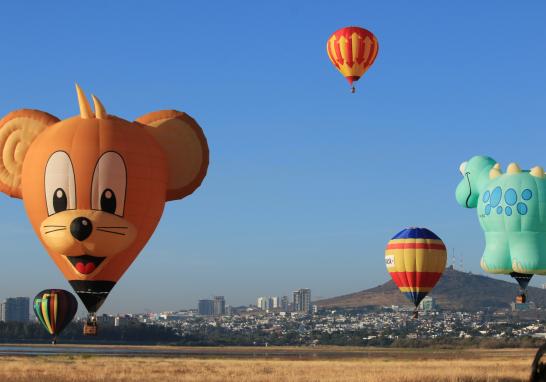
0 85 209 312
455 155 496 208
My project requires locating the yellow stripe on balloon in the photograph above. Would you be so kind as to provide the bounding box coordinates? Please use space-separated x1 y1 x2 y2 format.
352 33 360 65
398 286 433 293
327 38 337 68
40 294 53 334
338 36 347 64
52 293 58 333
385 250 447 273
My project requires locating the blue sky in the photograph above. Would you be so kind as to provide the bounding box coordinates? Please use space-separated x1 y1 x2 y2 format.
1 1 546 313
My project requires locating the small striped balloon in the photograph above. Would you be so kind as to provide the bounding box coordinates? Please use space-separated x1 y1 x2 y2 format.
385 228 447 308
326 26 379 91
33 289 78 336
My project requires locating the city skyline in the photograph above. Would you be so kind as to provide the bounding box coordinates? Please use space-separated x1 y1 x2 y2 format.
0 2 546 313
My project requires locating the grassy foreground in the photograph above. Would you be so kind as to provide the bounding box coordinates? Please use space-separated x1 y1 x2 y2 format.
0 347 538 382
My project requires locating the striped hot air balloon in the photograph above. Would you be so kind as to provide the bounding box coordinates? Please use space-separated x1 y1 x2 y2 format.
385 228 447 318
33 289 78 343
326 26 379 93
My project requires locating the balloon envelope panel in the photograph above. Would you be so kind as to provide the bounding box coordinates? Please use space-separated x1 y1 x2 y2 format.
385 228 447 307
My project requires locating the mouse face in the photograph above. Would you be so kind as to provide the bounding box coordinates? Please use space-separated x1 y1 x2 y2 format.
0 85 209 312
23 115 166 280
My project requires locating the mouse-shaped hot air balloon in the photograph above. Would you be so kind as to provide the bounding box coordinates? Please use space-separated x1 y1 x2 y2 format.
326 26 379 93
385 227 447 318
0 85 209 333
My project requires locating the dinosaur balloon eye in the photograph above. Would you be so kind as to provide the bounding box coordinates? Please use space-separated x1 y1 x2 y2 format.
44 151 76 216
100 189 117 214
91 152 126 216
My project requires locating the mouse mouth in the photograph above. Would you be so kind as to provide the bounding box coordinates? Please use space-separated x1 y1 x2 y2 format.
66 255 105 275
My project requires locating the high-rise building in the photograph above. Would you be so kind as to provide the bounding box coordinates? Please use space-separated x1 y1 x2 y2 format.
292 291 300 312
257 297 267 310
198 299 214 316
213 296 225 316
292 289 311 313
2 297 29 322
280 296 289 312
257 296 280 310
0 302 5 322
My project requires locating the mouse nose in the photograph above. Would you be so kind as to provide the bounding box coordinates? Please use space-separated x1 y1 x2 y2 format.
70 217 93 241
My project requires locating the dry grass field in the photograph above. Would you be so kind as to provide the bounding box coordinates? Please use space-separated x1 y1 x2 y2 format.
0 347 538 382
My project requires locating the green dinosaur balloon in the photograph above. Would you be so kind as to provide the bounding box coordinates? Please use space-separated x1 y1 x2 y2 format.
456 155 546 292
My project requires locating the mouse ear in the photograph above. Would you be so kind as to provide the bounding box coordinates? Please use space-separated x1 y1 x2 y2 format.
135 110 209 201
0 109 59 198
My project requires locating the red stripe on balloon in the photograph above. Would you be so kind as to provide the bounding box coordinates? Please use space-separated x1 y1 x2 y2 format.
386 243 446 250
345 35 354 67
389 271 443 288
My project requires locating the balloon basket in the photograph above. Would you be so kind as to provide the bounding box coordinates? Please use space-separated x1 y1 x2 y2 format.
412 309 418 319
516 293 527 304
83 314 98 336
51 337 57 345
351 86 356 94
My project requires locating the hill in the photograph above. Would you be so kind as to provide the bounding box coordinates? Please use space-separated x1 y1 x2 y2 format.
316 266 546 311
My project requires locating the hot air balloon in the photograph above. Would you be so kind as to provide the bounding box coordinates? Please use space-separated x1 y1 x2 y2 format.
33 289 78 344
385 227 447 318
326 26 379 93
0 85 209 334
456 156 546 303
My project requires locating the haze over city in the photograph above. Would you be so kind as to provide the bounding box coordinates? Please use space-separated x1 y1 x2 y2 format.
1 1 546 314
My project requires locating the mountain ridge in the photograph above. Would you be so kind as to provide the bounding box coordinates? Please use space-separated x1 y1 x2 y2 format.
315 267 546 311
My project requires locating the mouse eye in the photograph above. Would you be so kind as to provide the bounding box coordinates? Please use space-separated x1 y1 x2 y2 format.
100 188 116 214
91 152 126 216
53 188 68 213
44 152 76 215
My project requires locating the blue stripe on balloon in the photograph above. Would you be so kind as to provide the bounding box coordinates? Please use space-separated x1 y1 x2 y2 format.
403 291 429 307
392 228 440 240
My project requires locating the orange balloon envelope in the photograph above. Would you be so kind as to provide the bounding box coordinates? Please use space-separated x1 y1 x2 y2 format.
326 26 379 92
0 85 209 314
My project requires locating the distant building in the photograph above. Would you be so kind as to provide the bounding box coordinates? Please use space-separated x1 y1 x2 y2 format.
257 297 267 310
420 296 436 312
225 305 233 316
0 302 4 322
292 289 311 313
257 296 280 310
281 296 289 312
2 297 29 322
114 315 138 327
213 296 225 316
198 299 214 316
97 314 115 326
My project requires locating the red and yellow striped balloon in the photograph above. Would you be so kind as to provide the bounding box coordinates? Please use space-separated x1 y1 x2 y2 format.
326 26 379 92
385 228 447 310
